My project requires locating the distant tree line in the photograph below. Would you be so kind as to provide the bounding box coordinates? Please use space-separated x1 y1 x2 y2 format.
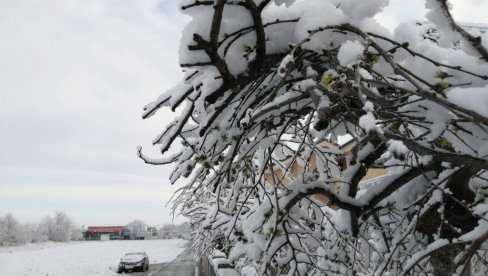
157 222 191 240
1 213 192 246
0 211 81 246
125 219 191 240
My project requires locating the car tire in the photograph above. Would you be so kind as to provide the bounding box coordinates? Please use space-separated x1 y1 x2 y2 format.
145 263 149 271
116 267 123 274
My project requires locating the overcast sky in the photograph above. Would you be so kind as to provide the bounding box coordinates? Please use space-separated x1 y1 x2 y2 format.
0 0 486 227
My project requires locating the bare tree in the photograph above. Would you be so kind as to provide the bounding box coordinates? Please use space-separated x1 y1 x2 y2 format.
141 0 488 275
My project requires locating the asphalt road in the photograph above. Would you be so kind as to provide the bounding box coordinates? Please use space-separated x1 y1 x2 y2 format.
118 250 196 276
118 263 164 276
153 249 196 276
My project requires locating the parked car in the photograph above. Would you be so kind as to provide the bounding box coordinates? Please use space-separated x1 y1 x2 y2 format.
117 252 149 273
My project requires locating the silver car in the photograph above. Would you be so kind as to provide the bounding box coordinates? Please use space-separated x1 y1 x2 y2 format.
117 252 149 273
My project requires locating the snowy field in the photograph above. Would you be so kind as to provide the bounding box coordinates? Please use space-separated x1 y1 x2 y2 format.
0 239 187 276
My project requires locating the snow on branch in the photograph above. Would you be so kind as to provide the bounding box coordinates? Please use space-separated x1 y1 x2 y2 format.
141 0 488 274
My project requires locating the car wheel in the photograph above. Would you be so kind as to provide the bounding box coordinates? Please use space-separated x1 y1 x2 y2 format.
116 267 123 274
145 263 149 271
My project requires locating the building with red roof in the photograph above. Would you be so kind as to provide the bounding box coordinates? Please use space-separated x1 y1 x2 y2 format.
84 226 131 240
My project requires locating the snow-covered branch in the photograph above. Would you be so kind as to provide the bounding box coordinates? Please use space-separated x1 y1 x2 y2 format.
142 1 488 274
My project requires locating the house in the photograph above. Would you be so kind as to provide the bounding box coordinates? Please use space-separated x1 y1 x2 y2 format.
264 139 388 207
83 226 131 240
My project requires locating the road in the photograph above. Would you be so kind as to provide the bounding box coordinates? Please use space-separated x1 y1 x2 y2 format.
153 249 196 276
121 263 165 276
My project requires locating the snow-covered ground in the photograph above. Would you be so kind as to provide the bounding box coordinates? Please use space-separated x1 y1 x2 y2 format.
0 239 187 276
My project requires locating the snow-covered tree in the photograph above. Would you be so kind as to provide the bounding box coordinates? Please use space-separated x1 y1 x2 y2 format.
70 225 84 241
0 214 36 245
40 211 74 242
24 222 47 243
126 219 147 239
0 214 23 245
159 222 192 239
141 0 488 275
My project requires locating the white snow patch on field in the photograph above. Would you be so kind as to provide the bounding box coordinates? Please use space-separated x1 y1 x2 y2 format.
0 239 187 276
